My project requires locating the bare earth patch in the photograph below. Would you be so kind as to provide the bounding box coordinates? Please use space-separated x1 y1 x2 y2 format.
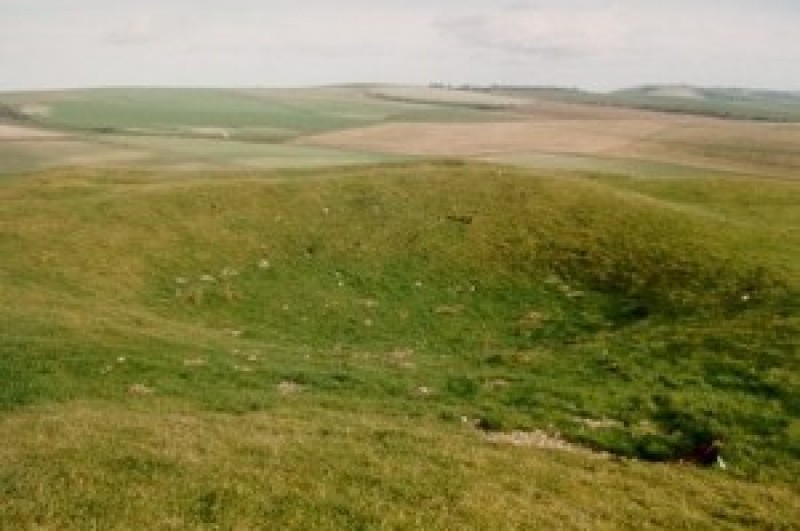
0 123 66 140
20 104 52 118
296 110 800 177
277 380 306 395
579 418 624 430
485 430 609 458
386 348 416 369
297 120 672 157
128 383 155 395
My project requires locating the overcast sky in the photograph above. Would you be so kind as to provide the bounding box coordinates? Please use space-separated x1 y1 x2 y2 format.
2 0 799 91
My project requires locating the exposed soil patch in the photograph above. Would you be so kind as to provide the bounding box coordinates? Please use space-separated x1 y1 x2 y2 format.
0 124 66 140
297 120 671 157
578 418 624 430
485 430 609 458
277 381 306 395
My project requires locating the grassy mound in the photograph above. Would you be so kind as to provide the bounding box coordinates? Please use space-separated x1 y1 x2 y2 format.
1 162 798 526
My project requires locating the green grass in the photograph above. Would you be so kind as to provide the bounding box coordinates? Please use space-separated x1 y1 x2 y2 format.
479 152 744 179
24 88 384 135
1 162 798 527
3 87 509 138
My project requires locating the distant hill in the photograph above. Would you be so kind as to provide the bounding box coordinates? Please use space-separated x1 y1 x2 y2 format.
481 84 800 122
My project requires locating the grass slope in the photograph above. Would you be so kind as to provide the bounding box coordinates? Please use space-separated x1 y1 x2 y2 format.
1 162 798 527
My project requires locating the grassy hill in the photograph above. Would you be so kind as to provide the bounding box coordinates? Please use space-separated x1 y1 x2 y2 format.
607 86 800 122
1 161 798 528
487 84 800 122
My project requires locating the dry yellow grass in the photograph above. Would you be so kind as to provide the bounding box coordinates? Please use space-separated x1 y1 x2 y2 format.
2 401 798 530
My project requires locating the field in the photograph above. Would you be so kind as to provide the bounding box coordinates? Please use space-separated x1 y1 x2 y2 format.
4 86 800 178
0 86 799 528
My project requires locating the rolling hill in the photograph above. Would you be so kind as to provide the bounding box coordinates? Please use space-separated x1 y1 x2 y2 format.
0 86 798 528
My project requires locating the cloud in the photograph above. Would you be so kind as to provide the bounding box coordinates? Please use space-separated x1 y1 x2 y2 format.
436 4 628 58
102 15 159 46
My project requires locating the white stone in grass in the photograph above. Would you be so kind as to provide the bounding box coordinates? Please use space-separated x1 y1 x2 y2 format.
258 259 271 269
277 380 305 394
128 383 155 395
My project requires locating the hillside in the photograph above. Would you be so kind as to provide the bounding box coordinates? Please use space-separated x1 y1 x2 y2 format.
1 84 799 527
487 84 800 122
1 161 799 528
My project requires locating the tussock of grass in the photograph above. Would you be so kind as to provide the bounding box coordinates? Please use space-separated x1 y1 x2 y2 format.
1 162 798 526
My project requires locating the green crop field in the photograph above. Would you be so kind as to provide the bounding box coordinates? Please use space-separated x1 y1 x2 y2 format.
0 86 516 175
2 86 511 137
0 86 799 529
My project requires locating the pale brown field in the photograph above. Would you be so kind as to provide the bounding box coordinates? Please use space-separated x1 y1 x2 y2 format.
295 119 670 156
0 123 66 140
4 88 799 177
628 121 800 176
297 105 800 178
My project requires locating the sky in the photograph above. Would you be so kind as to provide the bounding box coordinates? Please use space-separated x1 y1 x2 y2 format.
1 0 799 91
